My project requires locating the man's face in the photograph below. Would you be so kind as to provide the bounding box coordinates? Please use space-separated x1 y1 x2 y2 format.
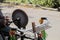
4 16 10 25
39 18 44 24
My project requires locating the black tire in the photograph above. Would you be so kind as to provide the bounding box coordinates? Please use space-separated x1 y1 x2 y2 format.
12 9 28 29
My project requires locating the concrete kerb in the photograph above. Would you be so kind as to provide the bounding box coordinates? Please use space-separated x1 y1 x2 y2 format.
0 3 59 12
20 4 58 11
34 5 58 11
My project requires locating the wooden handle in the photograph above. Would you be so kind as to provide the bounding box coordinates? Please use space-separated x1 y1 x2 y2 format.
32 22 36 33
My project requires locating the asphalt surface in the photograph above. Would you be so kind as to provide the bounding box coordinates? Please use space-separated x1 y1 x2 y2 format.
0 6 60 40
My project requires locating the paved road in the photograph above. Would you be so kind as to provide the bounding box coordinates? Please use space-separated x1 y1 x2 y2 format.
0 6 60 40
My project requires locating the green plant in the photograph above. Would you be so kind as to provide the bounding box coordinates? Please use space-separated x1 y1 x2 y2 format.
4 0 60 7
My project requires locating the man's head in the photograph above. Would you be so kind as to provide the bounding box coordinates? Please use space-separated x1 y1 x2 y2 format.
4 16 10 25
39 17 47 24
5 16 10 20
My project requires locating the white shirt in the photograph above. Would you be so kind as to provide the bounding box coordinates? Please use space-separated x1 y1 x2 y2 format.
27 20 51 33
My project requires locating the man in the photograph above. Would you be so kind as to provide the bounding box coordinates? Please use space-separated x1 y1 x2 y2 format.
0 16 11 36
39 17 48 40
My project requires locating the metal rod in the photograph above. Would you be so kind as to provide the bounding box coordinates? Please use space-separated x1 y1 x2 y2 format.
20 32 24 40
32 22 36 40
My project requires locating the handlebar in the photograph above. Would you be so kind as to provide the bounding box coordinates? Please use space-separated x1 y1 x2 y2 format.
8 18 21 25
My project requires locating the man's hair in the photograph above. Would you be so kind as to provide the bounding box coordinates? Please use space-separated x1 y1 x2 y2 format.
41 17 47 20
